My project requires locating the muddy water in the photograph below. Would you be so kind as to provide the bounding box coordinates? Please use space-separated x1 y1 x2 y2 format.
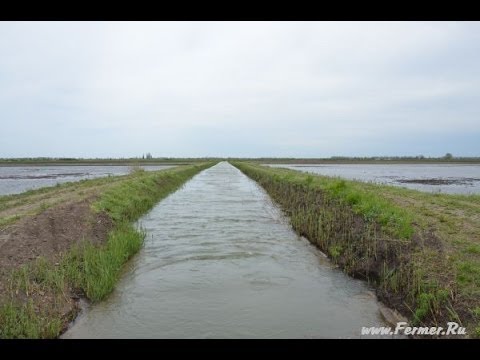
0 165 176 196
63 162 389 339
267 164 480 194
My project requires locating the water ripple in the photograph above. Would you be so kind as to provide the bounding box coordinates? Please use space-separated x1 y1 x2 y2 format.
63 162 388 339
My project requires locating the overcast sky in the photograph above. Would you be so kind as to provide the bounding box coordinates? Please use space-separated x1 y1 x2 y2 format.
0 21 479 158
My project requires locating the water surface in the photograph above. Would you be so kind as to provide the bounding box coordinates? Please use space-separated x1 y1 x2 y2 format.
0 165 175 196
267 164 480 194
63 162 388 339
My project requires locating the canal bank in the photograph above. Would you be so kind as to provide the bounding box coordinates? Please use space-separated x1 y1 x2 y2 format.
63 162 389 338
232 162 480 337
0 163 213 338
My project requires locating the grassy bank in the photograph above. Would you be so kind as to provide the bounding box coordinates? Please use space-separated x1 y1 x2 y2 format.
232 162 480 337
0 163 214 338
0 172 135 228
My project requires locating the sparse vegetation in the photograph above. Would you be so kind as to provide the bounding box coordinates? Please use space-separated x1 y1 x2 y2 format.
232 162 480 337
0 162 215 338
1 159 478 338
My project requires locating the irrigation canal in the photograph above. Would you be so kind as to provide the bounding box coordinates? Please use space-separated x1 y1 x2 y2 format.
63 162 389 338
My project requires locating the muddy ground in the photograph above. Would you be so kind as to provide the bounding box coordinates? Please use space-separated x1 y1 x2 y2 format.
0 197 112 273
396 178 480 186
0 194 114 334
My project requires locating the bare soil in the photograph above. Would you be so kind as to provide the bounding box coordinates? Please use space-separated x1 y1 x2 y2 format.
0 196 113 274
0 194 114 334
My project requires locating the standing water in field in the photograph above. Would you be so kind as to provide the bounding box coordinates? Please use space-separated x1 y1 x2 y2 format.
0 165 176 196
63 162 389 339
267 164 480 194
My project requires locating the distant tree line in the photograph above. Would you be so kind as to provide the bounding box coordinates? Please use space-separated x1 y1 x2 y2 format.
1 153 478 164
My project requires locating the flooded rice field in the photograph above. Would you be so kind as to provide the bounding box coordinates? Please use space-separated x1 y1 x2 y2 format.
63 162 389 339
0 165 175 196
267 164 480 194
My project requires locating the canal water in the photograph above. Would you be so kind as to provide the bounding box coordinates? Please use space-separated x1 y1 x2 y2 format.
62 162 388 339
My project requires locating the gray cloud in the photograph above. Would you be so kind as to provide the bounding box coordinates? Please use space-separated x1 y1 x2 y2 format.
0 21 479 157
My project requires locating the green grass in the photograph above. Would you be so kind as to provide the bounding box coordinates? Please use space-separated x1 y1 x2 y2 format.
0 173 126 209
0 162 215 338
456 261 480 290
62 224 145 301
233 162 415 239
232 161 480 337
0 300 63 339
0 215 21 227
92 165 208 223
0 173 133 228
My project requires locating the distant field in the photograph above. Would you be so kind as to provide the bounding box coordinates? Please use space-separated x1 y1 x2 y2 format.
247 158 480 165
1 157 480 166
0 158 216 166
